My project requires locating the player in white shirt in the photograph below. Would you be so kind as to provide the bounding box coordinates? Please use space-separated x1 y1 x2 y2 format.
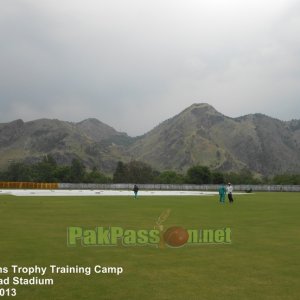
227 183 234 203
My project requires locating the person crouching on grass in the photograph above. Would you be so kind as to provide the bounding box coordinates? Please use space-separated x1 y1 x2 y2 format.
227 183 234 203
133 184 139 199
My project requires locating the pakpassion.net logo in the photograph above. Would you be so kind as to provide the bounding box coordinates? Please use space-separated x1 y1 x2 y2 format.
67 226 231 248
67 209 231 248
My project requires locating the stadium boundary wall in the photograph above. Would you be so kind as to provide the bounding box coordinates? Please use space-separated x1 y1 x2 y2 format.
58 183 300 192
0 182 58 189
1 182 299 192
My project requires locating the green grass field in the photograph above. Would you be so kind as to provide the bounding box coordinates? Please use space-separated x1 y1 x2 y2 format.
0 192 299 300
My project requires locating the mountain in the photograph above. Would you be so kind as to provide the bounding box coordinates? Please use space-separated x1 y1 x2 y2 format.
128 103 300 175
0 118 133 173
1 104 300 176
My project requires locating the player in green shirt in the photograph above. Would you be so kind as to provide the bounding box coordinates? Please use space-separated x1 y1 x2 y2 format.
218 184 226 204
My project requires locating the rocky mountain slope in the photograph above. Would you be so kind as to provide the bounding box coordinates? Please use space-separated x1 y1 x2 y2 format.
129 104 300 175
0 118 133 173
1 103 299 175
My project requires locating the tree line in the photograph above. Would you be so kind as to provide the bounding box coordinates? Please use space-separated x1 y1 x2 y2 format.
0 156 110 184
0 156 299 185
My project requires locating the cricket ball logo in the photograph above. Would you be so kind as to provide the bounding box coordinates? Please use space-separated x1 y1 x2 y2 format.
154 209 189 248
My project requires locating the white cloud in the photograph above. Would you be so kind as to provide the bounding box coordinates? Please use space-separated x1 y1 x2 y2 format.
0 0 299 135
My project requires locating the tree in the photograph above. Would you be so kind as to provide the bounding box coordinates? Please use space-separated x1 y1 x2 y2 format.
32 155 57 182
53 166 71 182
113 161 128 183
70 158 86 183
225 169 261 184
6 162 32 182
113 161 157 183
272 174 300 185
156 171 185 184
186 165 212 184
126 161 156 183
212 171 225 184
85 167 111 183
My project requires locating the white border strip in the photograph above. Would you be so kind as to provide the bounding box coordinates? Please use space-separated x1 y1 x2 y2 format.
1 189 218 197
0 189 250 197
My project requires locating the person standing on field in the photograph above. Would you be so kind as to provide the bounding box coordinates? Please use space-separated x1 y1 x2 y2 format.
227 183 234 203
218 184 226 204
133 184 139 199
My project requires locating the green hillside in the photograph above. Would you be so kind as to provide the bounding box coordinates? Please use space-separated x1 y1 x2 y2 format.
1 104 300 175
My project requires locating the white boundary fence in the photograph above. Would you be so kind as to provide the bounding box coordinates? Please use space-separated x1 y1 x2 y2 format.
58 183 300 192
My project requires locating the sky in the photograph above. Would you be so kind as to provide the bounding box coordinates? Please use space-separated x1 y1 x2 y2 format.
1 0 300 136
